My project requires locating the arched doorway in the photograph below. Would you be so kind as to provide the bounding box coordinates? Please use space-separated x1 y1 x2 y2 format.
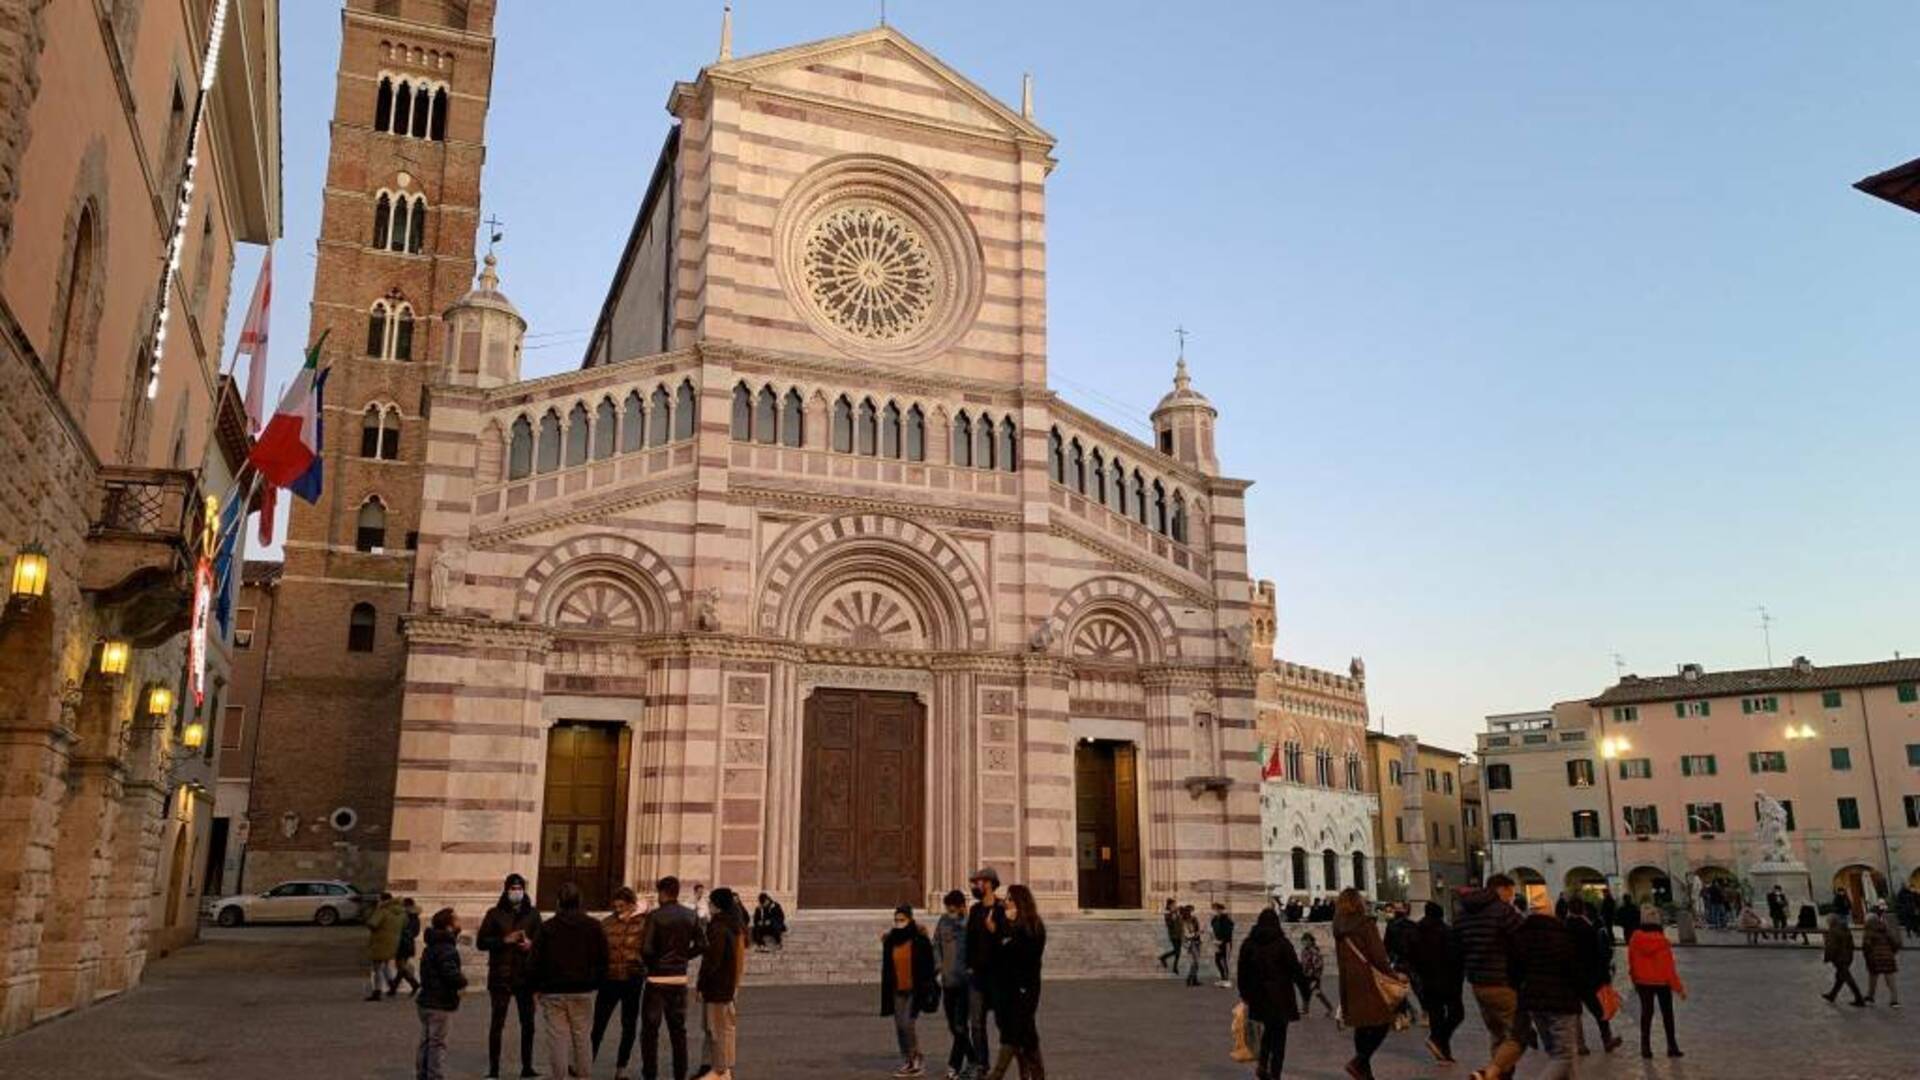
1510 866 1548 912
1563 865 1606 903
1627 865 1671 905
1833 865 1889 921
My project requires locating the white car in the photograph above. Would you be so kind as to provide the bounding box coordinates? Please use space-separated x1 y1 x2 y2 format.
209 880 368 927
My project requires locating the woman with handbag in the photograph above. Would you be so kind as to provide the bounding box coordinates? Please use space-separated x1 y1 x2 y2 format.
1333 888 1405 1080
1237 909 1314 1079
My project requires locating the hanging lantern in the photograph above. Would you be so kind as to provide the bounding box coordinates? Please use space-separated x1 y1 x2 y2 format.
8 542 48 602
98 639 131 676
147 685 175 718
181 721 207 750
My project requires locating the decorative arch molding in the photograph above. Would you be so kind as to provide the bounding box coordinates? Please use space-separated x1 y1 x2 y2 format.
47 138 110 411
758 513 988 650
1046 576 1180 663
516 533 685 630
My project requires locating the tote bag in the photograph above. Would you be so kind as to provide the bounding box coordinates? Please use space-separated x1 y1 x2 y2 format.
1344 937 1411 1009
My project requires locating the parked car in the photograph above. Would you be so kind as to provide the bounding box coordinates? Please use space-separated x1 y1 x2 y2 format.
208 880 367 927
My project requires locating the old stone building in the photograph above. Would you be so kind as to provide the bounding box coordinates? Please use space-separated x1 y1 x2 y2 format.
0 0 279 1034
248 14 1265 919
1247 580 1378 902
244 0 497 890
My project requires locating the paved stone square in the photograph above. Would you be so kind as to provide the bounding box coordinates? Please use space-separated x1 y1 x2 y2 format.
0 927 1911 1079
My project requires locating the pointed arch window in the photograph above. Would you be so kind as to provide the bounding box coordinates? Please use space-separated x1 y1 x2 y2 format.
1153 480 1169 534
360 404 400 460
781 389 804 447
536 409 562 472
1353 852 1368 891
1171 491 1188 543
1323 849 1339 890
1047 428 1064 484
621 391 645 452
393 306 413 361
832 395 853 453
1068 438 1086 494
1132 470 1147 524
880 401 902 458
905 405 925 461
366 301 389 357
430 87 448 140
856 398 878 455
779 386 802 445
731 382 752 441
366 298 416 361
999 416 1017 472
393 79 413 135
755 385 778 444
354 497 388 552
1090 449 1107 505
564 402 590 466
976 412 995 470
1112 458 1129 515
411 82 431 138
53 205 97 395
953 412 974 467
374 77 393 132
372 192 392 249
1291 847 1309 891
593 398 617 459
508 415 533 478
407 196 426 253
674 380 695 439
347 602 377 653
648 386 671 446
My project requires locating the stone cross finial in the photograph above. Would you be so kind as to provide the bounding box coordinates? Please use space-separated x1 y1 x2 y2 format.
719 4 733 61
1022 73 1034 120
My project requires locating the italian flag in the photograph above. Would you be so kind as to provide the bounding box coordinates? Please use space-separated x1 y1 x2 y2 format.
249 332 330 500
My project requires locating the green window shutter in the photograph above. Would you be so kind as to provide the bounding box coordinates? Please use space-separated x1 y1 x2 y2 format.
1681 757 1692 777
1742 699 1752 715
1747 752 1758 773
1823 691 1842 709
1700 701 1711 716
1900 684 1918 704
1707 756 1717 775
1674 703 1686 718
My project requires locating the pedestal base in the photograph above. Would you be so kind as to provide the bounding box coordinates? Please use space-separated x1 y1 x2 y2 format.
1748 865 1815 908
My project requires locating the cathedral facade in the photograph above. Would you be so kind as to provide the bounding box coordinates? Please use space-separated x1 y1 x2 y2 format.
259 8 1265 918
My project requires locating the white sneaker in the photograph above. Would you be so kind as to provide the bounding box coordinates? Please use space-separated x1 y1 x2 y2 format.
1216 979 1232 988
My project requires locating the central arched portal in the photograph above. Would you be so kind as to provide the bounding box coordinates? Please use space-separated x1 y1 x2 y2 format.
798 687 926 908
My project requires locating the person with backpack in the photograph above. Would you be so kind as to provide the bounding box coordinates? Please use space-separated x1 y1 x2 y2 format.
880 903 940 1078
1237 908 1313 1079
415 907 467 1080
530 881 610 1080
390 897 422 997
933 890 974 1080
1211 902 1236 988
476 873 543 1080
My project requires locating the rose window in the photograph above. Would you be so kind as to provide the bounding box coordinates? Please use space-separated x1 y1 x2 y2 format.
801 204 938 342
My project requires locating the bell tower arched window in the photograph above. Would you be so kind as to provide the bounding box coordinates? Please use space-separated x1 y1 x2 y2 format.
1152 480 1169 535
905 405 925 461
508 415 533 478
1090 449 1107 505
1068 438 1085 494
621 391 645 452
1131 471 1147 524
832 395 853 453
359 404 400 460
372 193 392 249
565 402 590 466
755 385 778 445
366 298 415 361
782 389 804 447
999 416 1017 472
1047 428 1064 484
880 401 901 458
536 409 561 472
952 412 974 467
856 398 878 456
975 412 995 470
347 602 377 652
649 386 671 447
731 382 752 441
1112 458 1128 515
1171 491 1188 543
673 380 695 439
593 398 617 459
354 497 387 552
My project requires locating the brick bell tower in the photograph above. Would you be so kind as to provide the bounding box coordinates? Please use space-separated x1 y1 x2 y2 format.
247 0 498 889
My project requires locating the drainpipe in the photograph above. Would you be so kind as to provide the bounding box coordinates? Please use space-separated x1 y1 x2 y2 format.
1855 687 1897 901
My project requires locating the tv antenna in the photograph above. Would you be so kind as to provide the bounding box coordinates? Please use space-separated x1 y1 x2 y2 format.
1755 606 1775 667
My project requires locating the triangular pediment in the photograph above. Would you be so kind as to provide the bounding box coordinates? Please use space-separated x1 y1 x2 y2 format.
706 26 1053 144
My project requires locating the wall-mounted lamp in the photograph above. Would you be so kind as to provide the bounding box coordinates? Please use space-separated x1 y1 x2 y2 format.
8 542 49 609
98 639 131 677
146 685 175 718
181 721 206 750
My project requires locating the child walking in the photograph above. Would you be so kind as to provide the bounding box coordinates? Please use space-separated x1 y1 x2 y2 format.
1298 932 1336 1017
416 907 467 1080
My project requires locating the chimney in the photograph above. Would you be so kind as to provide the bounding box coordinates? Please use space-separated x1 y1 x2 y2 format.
1678 663 1703 681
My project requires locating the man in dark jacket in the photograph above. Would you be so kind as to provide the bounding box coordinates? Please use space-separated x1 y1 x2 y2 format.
531 881 610 1080
642 875 701 1080
1411 901 1465 1064
1157 896 1181 971
1384 904 1421 1023
475 872 542 1080
1508 895 1589 1078
1452 874 1527 1080
933 890 973 1079
1565 898 1622 1054
390 897 422 997
1236 909 1312 1080
964 867 1006 1077
415 908 467 1080
1210 902 1236 987
697 887 746 1080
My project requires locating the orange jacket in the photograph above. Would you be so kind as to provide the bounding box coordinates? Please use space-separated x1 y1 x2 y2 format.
1627 929 1684 993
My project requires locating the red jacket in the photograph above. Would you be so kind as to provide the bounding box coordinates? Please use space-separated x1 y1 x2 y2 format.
1627 929 1684 993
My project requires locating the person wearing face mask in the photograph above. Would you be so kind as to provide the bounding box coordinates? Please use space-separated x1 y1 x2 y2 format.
983 884 1046 1080
476 872 543 1080
964 867 1006 1078
880 904 940 1077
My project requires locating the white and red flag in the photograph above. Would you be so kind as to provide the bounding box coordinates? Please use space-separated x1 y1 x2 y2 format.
236 249 272 432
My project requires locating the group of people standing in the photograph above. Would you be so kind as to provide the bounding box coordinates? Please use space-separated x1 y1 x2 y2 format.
402 872 747 1080
875 867 1046 1080
1231 875 1691 1080
1156 898 1238 988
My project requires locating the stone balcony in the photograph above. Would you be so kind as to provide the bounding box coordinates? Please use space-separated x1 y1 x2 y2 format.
80 466 203 646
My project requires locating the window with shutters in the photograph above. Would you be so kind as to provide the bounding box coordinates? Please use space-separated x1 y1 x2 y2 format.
1491 814 1517 841
1747 750 1787 774
1566 759 1595 787
1685 802 1724 834
1572 811 1601 838
1680 754 1717 777
1837 797 1861 830
1485 763 1512 790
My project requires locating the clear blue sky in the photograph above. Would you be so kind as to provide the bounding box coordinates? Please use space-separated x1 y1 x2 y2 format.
229 2 1920 750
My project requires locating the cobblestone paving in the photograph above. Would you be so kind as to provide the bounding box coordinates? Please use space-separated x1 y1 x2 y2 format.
0 926 1912 1079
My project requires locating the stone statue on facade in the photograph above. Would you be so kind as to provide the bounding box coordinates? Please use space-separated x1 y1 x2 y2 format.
428 545 463 613
1349 656 1367 682
1752 789 1796 867
694 587 721 632
1223 622 1251 661
1028 620 1056 654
